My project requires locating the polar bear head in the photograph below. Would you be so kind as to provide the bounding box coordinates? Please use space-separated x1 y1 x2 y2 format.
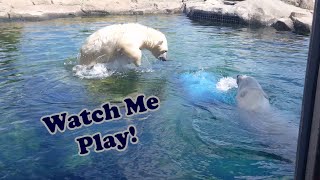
236 75 270 112
236 75 263 90
144 28 168 61
151 39 168 61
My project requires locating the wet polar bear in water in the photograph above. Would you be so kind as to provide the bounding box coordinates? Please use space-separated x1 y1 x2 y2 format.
79 23 168 67
236 75 270 112
236 75 298 162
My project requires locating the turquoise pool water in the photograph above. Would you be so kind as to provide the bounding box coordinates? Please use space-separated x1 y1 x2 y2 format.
0 15 309 179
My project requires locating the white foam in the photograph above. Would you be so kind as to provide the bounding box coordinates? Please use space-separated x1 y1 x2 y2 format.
72 60 154 79
72 63 116 79
216 77 238 91
72 52 156 79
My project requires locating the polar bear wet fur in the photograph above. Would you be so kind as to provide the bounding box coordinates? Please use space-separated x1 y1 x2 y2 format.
79 23 168 67
236 75 270 112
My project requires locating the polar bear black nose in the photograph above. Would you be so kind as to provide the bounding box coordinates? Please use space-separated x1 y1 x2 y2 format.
159 56 166 61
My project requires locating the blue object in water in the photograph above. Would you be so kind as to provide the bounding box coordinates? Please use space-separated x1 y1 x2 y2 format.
179 71 236 105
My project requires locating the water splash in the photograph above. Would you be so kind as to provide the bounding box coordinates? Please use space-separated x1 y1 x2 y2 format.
72 58 154 79
72 63 116 79
142 52 153 70
179 71 236 104
216 77 238 91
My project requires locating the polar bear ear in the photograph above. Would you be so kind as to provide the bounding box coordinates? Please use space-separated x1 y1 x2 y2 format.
156 41 163 46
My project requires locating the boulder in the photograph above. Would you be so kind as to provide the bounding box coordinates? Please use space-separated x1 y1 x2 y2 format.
0 2 10 20
1 0 34 7
51 0 82 6
81 1 131 15
224 1 237 5
185 0 313 34
290 11 313 34
31 0 52 5
0 0 185 20
272 18 294 31
9 5 84 20
186 0 307 25
280 0 315 10
134 1 183 14
81 1 183 15
280 0 300 7
299 0 315 10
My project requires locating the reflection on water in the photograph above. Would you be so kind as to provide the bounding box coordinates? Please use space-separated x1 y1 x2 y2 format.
0 15 309 179
0 25 23 87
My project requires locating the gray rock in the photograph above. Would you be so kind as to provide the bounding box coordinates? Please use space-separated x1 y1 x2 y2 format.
279 0 315 9
272 18 294 31
0 3 10 20
31 0 52 5
290 11 313 34
0 0 185 21
299 0 314 10
280 0 300 7
185 0 313 34
223 1 236 5
52 0 82 6
8 5 84 21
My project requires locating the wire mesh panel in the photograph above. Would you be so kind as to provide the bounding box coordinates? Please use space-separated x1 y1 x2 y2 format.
188 10 248 25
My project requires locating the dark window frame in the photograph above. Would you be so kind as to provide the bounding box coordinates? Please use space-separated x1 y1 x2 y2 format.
295 1 320 179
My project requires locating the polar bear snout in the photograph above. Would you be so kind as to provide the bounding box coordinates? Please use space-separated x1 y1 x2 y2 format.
236 75 240 84
236 74 243 85
158 51 167 61
236 75 248 85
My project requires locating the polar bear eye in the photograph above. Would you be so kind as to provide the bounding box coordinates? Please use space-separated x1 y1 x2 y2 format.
162 50 167 53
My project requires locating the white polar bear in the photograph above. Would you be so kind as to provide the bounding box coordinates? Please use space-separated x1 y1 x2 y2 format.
236 75 298 162
79 23 168 67
236 75 270 112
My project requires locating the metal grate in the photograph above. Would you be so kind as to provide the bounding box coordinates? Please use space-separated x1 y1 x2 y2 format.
188 10 248 25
